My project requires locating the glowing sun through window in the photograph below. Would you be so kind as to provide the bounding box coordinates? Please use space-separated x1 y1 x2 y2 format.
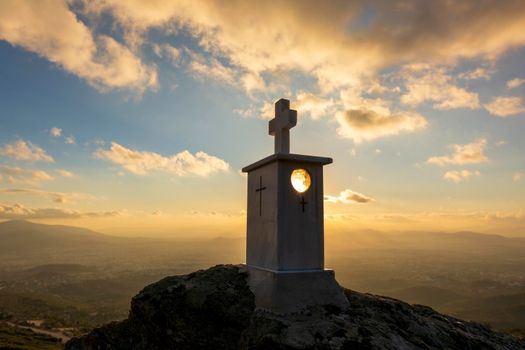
291 169 311 193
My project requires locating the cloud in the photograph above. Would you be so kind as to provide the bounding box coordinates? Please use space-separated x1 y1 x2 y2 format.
0 0 157 93
245 93 336 121
427 138 488 166
153 43 182 66
189 59 236 86
400 65 480 109
3 0 525 144
3 0 525 112
0 188 94 204
95 142 230 176
292 92 335 119
507 78 525 89
513 172 523 182
150 209 165 217
0 140 54 162
183 209 245 219
324 189 374 204
50 127 62 137
81 1 525 96
458 66 494 80
65 136 76 145
237 93 337 121
0 166 54 185
484 96 525 117
336 107 427 143
56 169 74 177
240 72 267 93
185 49 236 86
233 107 257 119
84 139 105 147
165 45 181 63
0 202 119 219
443 170 480 183
259 102 275 120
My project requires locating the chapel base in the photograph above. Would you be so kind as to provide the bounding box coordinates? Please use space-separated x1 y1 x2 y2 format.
243 265 349 314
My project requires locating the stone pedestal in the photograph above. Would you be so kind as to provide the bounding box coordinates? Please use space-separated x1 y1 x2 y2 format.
243 265 349 314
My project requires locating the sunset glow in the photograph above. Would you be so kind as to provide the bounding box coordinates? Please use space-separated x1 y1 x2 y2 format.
0 1 524 237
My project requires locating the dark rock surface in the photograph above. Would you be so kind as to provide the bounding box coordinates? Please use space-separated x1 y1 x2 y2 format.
65 265 525 350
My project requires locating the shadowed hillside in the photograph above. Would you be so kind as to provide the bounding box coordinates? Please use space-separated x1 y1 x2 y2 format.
65 265 525 350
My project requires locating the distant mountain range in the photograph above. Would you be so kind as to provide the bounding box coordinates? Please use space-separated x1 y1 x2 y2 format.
2 219 525 270
0 220 244 269
0 220 116 252
327 228 525 257
3 219 524 254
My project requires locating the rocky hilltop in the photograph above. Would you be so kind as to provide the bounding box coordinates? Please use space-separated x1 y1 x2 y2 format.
65 265 524 350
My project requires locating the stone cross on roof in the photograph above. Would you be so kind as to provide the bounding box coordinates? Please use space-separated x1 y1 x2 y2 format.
269 99 297 154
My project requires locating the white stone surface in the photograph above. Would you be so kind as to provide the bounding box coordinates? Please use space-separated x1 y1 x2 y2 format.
243 154 331 271
269 99 297 154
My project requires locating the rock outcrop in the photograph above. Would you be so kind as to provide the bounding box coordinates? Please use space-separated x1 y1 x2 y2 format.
65 265 525 350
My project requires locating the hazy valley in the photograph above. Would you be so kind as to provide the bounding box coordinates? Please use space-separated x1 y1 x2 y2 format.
1 220 524 348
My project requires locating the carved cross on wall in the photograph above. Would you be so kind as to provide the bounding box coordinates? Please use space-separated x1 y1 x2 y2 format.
255 176 266 216
300 196 308 213
269 99 297 154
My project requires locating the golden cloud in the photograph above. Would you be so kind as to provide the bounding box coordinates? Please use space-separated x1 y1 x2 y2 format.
0 202 119 219
50 127 62 138
186 50 236 86
56 169 75 177
0 140 54 162
400 65 480 109
459 67 494 80
427 138 488 166
507 78 525 89
0 0 157 93
0 166 54 185
0 188 94 204
81 0 525 93
484 96 525 117
325 189 374 204
336 107 427 143
292 93 336 120
95 142 230 177
443 170 481 183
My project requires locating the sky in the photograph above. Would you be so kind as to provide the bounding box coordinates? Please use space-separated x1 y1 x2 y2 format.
0 0 524 237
